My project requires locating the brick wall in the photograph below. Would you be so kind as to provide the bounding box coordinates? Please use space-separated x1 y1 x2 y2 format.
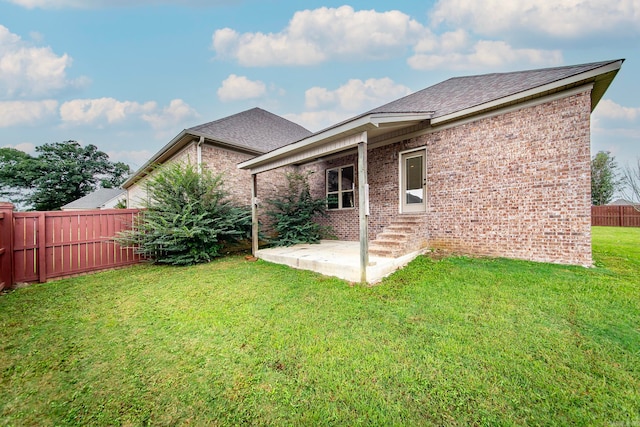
199 144 253 205
300 90 593 266
127 142 258 208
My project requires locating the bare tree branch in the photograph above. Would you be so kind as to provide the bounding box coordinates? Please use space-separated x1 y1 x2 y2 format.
621 158 640 212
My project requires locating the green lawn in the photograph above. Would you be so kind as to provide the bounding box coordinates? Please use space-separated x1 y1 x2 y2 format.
1 227 638 426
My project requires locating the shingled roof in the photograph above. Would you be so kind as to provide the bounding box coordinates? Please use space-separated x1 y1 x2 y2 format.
367 60 621 119
188 107 312 153
239 59 623 173
123 108 311 188
61 188 126 210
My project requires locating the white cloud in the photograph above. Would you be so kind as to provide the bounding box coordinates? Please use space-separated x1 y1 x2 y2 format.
60 98 156 125
431 0 640 38
0 100 58 127
594 99 640 121
0 25 86 98
142 99 199 132
408 35 563 71
1 142 36 155
284 111 351 133
212 5 426 66
290 77 412 132
107 149 154 169
217 74 267 102
305 78 412 112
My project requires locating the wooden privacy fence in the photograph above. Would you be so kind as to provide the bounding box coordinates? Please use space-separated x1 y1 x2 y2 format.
0 203 142 290
591 205 640 227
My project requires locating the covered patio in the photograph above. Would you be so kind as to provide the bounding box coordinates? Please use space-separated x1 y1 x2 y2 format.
256 240 427 284
239 111 433 284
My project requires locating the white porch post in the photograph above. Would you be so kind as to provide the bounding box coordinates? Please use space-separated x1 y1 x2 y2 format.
358 133 369 283
251 173 259 256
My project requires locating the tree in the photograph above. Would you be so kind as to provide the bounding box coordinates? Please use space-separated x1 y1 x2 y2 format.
621 157 640 211
0 141 131 211
265 171 332 246
116 162 251 265
0 148 36 206
591 151 621 206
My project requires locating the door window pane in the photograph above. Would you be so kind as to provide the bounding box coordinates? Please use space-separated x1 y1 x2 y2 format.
405 156 424 204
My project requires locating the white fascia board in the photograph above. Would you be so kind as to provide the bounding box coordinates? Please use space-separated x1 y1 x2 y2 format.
122 129 190 188
238 112 433 171
370 112 434 127
431 60 623 126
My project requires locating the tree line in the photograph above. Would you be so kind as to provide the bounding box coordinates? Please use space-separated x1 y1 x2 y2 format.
1 141 638 211
0 141 130 211
591 150 639 208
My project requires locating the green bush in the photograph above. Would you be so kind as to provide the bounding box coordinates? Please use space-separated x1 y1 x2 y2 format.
265 171 332 246
117 162 251 265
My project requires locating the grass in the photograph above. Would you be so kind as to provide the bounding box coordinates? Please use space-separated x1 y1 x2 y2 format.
1 226 638 426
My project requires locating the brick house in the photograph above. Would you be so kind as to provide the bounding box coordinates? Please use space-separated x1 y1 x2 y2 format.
239 60 624 281
122 108 311 208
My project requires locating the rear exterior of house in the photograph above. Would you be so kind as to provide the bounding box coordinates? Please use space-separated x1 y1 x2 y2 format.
240 60 624 277
303 89 592 265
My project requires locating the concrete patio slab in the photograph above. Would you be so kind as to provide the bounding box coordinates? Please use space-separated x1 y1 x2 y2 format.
256 240 426 283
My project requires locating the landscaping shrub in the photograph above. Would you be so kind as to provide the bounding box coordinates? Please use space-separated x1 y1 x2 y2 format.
265 171 332 246
117 162 251 265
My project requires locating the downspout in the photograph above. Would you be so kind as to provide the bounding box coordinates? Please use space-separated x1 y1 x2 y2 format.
196 136 204 174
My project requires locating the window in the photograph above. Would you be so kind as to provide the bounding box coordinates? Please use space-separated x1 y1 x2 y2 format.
326 165 355 210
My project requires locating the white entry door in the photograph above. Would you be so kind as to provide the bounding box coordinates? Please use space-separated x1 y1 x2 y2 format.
400 149 426 213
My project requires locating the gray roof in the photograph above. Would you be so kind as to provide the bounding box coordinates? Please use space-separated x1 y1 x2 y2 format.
305 60 622 137
239 59 623 172
188 107 312 153
61 188 125 209
123 107 311 188
607 198 637 206
368 60 620 118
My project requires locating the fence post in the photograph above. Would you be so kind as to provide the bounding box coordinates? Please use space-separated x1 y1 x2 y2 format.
38 212 47 283
0 202 15 290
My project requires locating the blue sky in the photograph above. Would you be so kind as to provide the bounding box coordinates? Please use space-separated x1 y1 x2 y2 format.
1 0 638 174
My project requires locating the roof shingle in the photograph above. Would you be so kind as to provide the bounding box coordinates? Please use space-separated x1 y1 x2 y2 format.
188 107 312 153
368 60 620 118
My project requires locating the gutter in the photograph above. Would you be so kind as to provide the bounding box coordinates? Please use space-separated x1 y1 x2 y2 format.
197 136 204 174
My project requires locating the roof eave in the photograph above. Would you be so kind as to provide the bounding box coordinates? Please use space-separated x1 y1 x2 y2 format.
122 129 192 188
122 129 267 189
238 112 434 171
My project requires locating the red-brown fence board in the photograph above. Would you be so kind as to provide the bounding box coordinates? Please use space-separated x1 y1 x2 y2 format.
0 203 14 290
591 205 640 227
1 208 142 286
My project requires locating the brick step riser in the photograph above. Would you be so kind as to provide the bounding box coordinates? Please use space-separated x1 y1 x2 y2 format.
370 241 404 249
376 233 410 241
370 216 426 258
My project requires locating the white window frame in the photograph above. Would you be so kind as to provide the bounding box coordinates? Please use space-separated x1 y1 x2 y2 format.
326 164 355 210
